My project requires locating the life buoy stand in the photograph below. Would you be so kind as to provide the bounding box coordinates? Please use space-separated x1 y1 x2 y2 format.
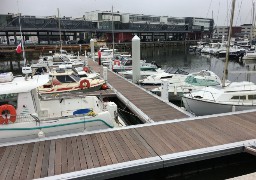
113 59 121 66
79 79 90 89
0 104 16 124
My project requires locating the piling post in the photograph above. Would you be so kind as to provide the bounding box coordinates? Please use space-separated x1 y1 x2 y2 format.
103 67 108 81
90 39 95 61
161 80 169 102
132 35 141 83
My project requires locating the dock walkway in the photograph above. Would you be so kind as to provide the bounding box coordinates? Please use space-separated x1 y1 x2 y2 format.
0 110 256 179
88 60 189 123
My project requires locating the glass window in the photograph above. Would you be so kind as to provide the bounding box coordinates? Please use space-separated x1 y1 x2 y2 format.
160 76 173 79
0 93 18 108
56 75 75 83
231 96 246 100
248 95 256 99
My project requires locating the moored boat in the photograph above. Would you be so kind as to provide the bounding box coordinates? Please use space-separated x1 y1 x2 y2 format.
0 72 123 143
182 81 256 116
38 69 105 94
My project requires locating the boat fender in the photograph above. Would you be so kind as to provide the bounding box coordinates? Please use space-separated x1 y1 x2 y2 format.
0 104 17 124
113 59 121 66
83 67 89 72
101 84 108 90
79 79 90 89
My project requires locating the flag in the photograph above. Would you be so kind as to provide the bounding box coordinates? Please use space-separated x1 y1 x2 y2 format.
16 43 22 54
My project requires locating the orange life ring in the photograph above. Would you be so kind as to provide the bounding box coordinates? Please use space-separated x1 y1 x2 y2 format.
79 79 90 89
0 104 16 124
113 59 121 66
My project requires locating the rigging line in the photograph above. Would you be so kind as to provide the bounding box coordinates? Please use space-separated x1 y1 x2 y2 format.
206 0 213 18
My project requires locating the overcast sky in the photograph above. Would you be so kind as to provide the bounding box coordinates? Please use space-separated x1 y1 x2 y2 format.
0 0 254 26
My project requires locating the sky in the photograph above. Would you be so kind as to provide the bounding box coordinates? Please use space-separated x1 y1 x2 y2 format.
0 0 255 26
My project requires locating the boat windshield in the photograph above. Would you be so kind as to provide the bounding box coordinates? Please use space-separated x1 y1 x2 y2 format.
185 75 220 86
70 73 80 82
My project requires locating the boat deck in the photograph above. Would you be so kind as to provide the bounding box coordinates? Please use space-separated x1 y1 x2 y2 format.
1 111 256 179
88 59 189 123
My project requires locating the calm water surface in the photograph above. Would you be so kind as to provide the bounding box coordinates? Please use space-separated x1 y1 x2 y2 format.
141 46 256 83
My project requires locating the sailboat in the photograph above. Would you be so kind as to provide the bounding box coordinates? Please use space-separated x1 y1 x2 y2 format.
182 0 256 116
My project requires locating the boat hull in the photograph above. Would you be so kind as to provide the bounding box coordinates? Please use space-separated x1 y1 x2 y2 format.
0 112 114 144
182 96 256 116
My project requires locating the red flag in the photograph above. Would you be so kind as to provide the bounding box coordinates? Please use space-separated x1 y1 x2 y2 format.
16 43 22 54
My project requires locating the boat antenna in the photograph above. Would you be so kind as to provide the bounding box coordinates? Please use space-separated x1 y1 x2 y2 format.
112 5 115 59
58 8 62 55
222 0 236 87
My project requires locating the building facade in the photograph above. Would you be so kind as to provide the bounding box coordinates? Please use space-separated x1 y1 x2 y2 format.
0 11 214 45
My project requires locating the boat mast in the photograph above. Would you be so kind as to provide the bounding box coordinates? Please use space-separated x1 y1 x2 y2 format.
251 2 255 45
112 5 115 59
57 8 62 54
222 0 236 87
18 14 26 66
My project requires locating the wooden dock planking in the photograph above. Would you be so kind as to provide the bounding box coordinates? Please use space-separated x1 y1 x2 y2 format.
47 140 56 177
66 138 75 172
1 111 256 179
71 137 81 172
193 118 235 144
61 138 68 174
207 117 252 142
4 144 23 180
90 134 107 167
99 132 119 164
81 135 94 169
232 114 256 134
76 136 88 170
54 139 62 175
180 120 225 145
84 135 100 168
26 142 40 180
18 143 35 180
88 59 188 122
95 132 113 165
122 129 151 159
12 144 29 180
109 131 132 162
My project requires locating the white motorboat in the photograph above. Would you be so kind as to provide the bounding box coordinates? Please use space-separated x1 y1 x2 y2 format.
38 69 105 94
151 70 224 101
243 47 256 60
0 72 122 143
182 81 256 116
112 58 160 72
118 68 165 79
139 67 189 85
72 66 100 79
31 54 84 70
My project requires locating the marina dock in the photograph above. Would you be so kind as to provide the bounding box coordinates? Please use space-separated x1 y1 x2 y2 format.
0 58 256 179
0 110 256 179
88 59 190 123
